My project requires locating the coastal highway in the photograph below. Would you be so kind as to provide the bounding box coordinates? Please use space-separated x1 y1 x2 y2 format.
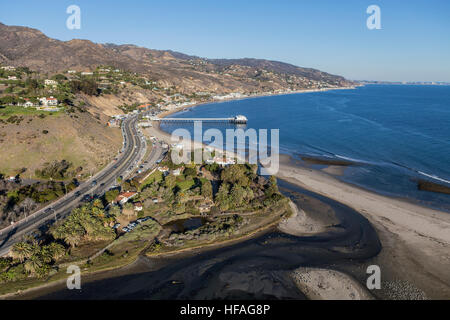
0 114 148 257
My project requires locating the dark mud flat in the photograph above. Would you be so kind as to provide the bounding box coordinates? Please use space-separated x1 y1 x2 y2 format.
300 156 355 167
30 180 381 300
417 179 450 195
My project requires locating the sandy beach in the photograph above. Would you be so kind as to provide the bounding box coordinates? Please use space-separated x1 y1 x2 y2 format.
276 155 450 299
291 267 374 300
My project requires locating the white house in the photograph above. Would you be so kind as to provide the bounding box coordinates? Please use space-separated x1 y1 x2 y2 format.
19 99 37 108
172 167 184 176
115 192 138 205
39 96 59 106
1 66 15 71
206 155 236 166
81 72 93 76
157 166 170 175
134 202 143 211
7 76 17 80
23 101 35 108
44 79 58 86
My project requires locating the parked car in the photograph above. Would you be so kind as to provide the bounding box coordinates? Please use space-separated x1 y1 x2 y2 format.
113 223 121 230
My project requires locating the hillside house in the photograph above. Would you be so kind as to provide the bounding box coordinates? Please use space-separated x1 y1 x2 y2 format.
199 200 214 215
107 118 121 127
39 96 58 106
206 155 236 166
115 192 138 205
44 79 58 86
172 167 184 176
134 202 143 211
158 166 170 175
18 99 37 108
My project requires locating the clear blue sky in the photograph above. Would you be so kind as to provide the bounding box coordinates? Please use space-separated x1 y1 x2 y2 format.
1 0 449 82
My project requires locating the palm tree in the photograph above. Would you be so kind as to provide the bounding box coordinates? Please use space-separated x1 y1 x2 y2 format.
24 255 43 276
39 247 53 264
9 242 33 263
64 233 83 248
45 243 66 261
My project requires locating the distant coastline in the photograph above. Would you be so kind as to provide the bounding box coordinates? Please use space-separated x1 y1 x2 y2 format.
156 85 360 119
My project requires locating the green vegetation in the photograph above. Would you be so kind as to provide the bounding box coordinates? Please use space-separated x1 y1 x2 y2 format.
34 160 81 180
0 151 288 295
118 102 140 113
0 106 61 119
50 203 115 248
0 176 79 229
1 238 66 281
69 79 99 96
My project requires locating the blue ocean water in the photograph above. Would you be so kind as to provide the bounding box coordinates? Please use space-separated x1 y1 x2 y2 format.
160 85 450 210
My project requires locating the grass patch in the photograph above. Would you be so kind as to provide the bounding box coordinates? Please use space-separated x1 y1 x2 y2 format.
140 170 163 190
0 106 62 119
175 179 195 192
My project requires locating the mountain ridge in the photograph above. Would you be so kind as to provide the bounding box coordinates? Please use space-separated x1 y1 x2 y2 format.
0 22 353 92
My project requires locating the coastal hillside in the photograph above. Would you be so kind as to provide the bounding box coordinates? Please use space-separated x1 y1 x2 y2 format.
0 21 355 177
0 22 354 98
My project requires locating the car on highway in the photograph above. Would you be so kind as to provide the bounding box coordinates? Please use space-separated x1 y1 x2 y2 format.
75 191 81 197
82 194 92 202
91 181 97 187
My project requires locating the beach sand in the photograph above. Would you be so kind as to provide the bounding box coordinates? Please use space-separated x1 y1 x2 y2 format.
278 196 338 236
276 155 450 299
291 267 374 300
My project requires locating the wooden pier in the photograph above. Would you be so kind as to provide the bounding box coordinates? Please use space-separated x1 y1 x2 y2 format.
152 115 248 124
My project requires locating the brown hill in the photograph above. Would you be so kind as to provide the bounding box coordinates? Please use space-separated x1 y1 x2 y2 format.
0 22 354 93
